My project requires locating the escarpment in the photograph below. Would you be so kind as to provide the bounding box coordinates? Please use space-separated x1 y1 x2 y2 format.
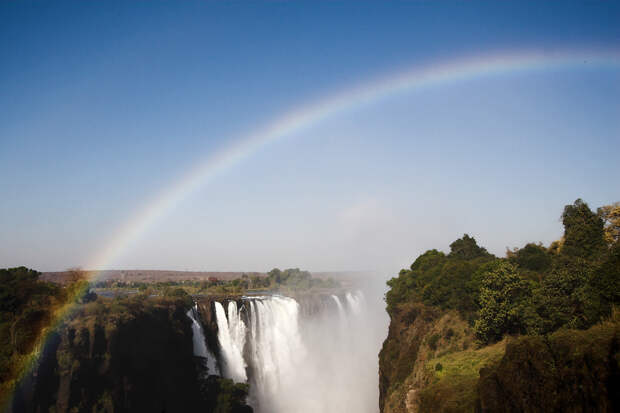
379 205 620 413
478 322 620 412
379 293 620 413
10 296 252 413
379 303 485 413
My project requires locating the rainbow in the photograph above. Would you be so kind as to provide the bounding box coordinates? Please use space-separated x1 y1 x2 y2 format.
6 48 620 407
88 48 620 274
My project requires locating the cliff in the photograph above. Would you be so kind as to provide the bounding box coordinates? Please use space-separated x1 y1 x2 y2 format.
379 302 620 413
478 319 620 412
379 302 487 413
10 295 252 413
379 211 620 413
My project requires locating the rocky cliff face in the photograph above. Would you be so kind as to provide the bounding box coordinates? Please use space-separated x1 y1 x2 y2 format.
378 303 620 413
378 302 477 413
10 296 252 413
478 321 620 412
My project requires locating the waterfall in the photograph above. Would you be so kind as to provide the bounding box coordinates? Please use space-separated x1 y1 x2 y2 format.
345 291 363 315
214 301 247 382
186 304 219 375
246 296 305 412
212 290 386 413
331 294 347 325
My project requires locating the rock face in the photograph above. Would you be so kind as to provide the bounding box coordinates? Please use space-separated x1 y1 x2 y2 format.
10 297 252 413
378 302 464 413
378 302 620 413
478 322 620 413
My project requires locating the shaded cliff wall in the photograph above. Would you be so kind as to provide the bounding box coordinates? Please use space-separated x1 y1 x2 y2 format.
10 296 252 413
478 320 620 413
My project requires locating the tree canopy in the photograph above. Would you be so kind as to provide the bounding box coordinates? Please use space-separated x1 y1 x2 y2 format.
385 198 620 344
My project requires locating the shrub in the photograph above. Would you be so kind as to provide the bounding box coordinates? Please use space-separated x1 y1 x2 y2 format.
428 333 440 350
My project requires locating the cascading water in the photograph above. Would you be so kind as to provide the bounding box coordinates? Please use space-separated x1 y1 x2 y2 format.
345 291 363 315
331 294 346 321
186 304 219 375
211 290 386 413
246 296 305 412
214 301 247 382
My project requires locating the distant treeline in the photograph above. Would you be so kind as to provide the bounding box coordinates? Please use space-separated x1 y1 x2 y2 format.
93 268 339 296
386 199 620 344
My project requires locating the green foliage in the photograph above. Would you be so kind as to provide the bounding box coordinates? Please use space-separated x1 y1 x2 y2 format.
510 243 552 273
478 317 620 412
0 267 93 408
211 378 252 413
382 200 620 412
385 237 494 316
164 287 193 307
95 268 339 298
474 262 532 343
417 341 507 412
448 234 491 260
587 243 620 317
265 268 338 291
385 199 620 346
561 198 606 259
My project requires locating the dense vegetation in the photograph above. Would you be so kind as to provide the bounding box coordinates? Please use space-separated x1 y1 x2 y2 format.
0 268 91 409
386 199 620 344
380 199 620 413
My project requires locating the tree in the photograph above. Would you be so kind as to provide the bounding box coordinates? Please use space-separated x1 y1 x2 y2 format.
597 202 620 246
584 242 620 322
536 257 592 331
267 268 282 284
561 199 606 260
474 262 532 343
510 243 552 273
449 234 490 260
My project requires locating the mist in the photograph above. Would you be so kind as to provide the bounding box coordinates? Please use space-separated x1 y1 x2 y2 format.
210 274 389 413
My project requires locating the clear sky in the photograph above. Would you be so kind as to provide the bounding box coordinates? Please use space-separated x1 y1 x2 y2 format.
1 1 619 273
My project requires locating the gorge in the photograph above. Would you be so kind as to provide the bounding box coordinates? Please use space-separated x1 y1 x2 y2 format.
192 289 388 413
4 278 390 413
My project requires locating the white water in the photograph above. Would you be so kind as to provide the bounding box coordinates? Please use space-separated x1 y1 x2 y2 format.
186 305 219 375
214 301 247 382
213 289 387 413
331 294 345 318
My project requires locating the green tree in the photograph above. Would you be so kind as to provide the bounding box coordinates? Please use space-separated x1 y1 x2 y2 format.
474 262 532 343
561 199 606 260
267 268 282 284
535 258 591 332
449 234 490 260
511 243 552 273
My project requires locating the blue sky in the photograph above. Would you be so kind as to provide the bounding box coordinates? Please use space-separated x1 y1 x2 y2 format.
1 1 619 272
